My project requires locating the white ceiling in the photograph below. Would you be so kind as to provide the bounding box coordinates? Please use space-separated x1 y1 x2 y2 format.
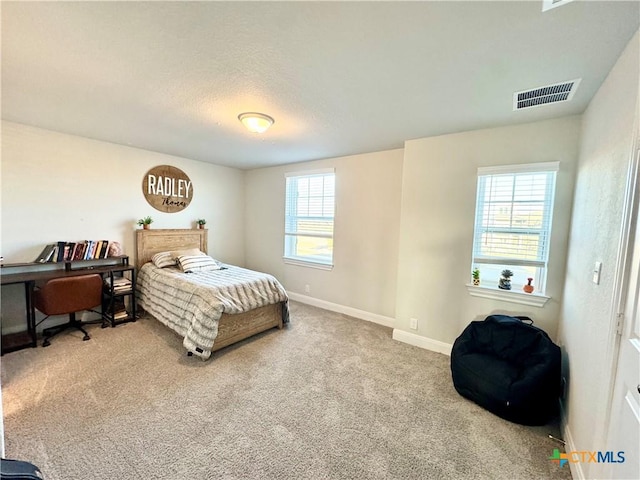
2 1 639 170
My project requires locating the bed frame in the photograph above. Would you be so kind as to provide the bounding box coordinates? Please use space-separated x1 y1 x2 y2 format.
135 229 284 354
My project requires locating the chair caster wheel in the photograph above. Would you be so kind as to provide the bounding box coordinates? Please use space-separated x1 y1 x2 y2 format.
82 335 90 341
42 340 50 347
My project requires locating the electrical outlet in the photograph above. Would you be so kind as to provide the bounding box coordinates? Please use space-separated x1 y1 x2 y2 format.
409 318 418 330
304 284 311 294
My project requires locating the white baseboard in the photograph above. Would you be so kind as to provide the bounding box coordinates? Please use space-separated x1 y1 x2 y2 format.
391 329 453 356
287 292 453 356
287 292 395 328
1 311 103 335
1 324 26 335
560 401 585 480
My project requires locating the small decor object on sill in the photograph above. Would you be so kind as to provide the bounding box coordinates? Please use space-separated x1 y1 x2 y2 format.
196 219 206 229
523 277 535 294
472 268 480 286
137 216 153 230
498 269 513 290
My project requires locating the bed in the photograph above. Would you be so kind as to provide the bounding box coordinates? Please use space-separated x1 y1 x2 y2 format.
135 229 289 359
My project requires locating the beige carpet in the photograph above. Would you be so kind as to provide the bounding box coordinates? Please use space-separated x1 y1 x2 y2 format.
1 302 571 480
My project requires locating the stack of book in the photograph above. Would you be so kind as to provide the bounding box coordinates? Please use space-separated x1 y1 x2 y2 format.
34 240 112 263
106 298 129 321
104 276 132 293
112 309 129 321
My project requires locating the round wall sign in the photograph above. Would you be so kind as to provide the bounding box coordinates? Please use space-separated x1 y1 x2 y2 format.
142 165 193 213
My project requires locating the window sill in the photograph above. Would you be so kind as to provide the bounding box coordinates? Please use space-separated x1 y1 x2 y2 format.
465 284 550 308
283 257 333 271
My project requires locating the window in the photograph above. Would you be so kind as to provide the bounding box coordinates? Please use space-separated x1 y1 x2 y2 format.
284 169 335 269
471 162 558 295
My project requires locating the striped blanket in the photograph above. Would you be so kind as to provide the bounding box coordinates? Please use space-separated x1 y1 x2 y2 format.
136 263 289 359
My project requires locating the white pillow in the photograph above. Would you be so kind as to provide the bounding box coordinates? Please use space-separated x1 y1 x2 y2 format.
177 255 222 273
151 251 177 268
170 248 206 259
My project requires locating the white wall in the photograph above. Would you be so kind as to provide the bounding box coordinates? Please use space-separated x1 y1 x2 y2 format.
559 31 639 480
244 149 404 320
395 117 581 345
1 121 245 331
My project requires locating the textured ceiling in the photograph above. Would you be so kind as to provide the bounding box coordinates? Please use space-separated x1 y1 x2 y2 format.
2 1 639 170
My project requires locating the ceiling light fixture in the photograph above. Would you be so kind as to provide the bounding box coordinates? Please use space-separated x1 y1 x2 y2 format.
238 112 275 133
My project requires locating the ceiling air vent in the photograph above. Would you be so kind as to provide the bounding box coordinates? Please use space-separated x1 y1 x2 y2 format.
542 0 575 12
513 79 581 111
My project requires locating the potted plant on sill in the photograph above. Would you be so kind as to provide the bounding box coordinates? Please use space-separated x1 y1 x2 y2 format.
472 268 480 286
196 219 207 229
137 216 153 230
498 269 513 290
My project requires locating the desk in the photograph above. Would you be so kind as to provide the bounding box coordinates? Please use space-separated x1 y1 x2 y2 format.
1 256 133 354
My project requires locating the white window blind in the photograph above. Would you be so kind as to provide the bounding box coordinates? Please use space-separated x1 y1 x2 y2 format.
472 162 558 292
284 169 335 267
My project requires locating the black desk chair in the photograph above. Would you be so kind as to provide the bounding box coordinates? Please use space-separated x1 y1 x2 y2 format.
33 274 103 347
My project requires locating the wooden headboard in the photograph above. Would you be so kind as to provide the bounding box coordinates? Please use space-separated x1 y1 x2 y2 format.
135 229 208 269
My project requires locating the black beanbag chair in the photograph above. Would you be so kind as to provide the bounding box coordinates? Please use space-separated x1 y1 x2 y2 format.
450 314 561 425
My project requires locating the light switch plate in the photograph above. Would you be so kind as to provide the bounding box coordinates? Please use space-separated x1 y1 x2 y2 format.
593 262 602 284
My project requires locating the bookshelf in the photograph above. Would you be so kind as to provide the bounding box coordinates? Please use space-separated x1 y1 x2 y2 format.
102 266 137 327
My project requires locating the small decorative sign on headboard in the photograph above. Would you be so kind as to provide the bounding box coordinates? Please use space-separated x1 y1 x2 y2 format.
142 165 193 213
